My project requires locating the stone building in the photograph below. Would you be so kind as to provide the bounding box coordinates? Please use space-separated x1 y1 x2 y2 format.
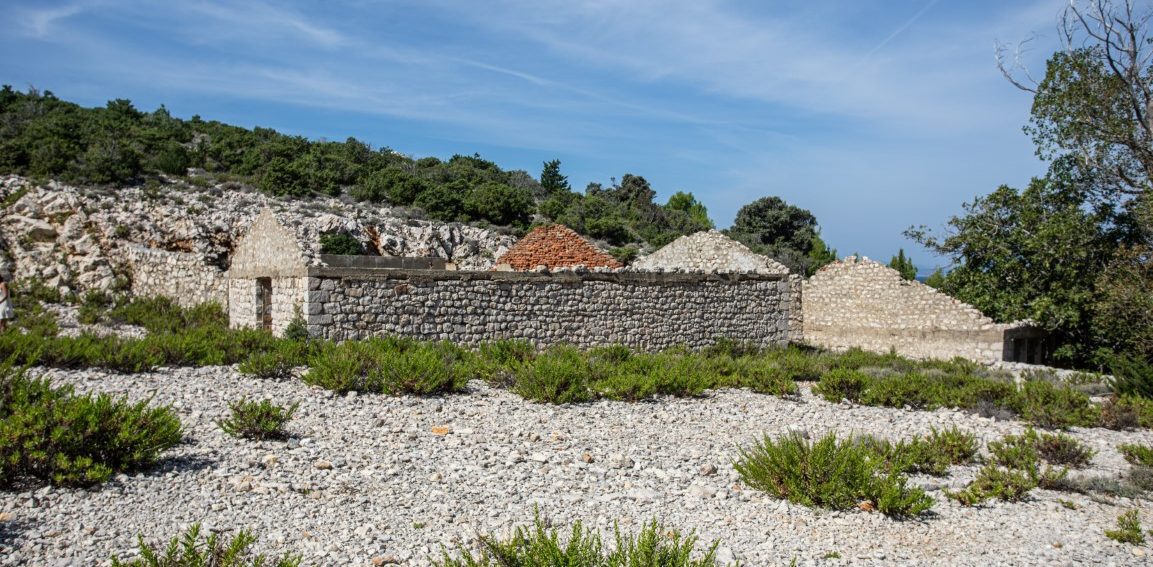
493 224 621 271
226 212 794 350
801 257 1046 364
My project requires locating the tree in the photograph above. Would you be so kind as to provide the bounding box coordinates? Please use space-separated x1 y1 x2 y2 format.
998 0 1153 198
540 159 570 196
807 233 838 276
464 182 534 228
727 196 822 275
908 157 1128 365
888 249 917 281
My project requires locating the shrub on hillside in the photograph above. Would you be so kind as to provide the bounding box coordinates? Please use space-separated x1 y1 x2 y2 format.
946 465 1037 506
734 431 933 518
1119 444 1153 467
217 398 298 441
111 523 300 567
436 513 720 567
733 358 799 397
0 367 182 488
1105 510 1148 545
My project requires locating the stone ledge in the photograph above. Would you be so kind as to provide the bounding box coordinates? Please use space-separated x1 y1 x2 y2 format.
306 267 788 284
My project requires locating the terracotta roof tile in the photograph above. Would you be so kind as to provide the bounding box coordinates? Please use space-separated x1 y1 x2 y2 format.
495 224 621 271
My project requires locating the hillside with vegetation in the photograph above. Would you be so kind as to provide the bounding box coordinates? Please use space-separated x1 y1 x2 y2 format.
0 86 835 271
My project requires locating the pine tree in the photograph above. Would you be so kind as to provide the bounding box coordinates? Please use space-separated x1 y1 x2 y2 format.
888 249 917 281
540 159 570 196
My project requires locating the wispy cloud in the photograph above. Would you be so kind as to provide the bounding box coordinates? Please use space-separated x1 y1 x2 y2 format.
14 2 88 38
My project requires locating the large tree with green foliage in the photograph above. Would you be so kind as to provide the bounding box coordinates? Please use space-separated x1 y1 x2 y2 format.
913 0 1153 367
726 196 835 276
888 249 917 281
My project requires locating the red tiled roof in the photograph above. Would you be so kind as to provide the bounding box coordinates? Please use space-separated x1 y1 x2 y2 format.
495 224 621 271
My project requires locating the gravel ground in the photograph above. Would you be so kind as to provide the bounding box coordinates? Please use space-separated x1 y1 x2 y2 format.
2 366 1153 566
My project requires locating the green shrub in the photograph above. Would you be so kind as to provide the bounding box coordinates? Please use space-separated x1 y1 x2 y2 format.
436 513 719 567
1118 444 1153 467
111 523 300 567
1015 380 1097 429
1110 355 1153 400
319 232 364 255
217 398 298 441
734 431 933 518
238 343 304 380
304 339 471 396
813 369 869 403
734 358 799 397
1099 396 1142 430
513 346 594 404
946 465 1036 506
1105 510 1147 545
1033 431 1095 468
859 372 946 410
282 305 309 342
926 426 980 465
0 367 183 488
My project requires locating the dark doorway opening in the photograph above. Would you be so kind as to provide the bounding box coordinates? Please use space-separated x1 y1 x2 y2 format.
256 277 272 331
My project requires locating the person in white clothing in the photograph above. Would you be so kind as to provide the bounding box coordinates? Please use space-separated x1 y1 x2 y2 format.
0 274 13 332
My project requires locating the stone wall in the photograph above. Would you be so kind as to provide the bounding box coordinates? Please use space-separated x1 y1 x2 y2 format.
802 258 1009 363
632 230 789 275
124 245 228 308
306 268 792 350
228 208 308 279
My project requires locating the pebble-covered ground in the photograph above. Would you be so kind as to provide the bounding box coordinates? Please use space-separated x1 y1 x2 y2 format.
2 366 1153 566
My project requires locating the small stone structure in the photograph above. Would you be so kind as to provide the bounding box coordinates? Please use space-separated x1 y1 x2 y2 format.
226 214 793 350
493 224 621 271
802 257 1044 364
632 229 789 275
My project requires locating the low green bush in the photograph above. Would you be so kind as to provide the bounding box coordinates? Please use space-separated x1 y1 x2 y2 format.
0 367 183 488
946 465 1036 506
926 426 980 465
217 398 298 441
1105 510 1147 545
111 523 300 567
304 339 472 396
436 513 720 567
733 358 799 397
1118 444 1153 467
813 368 868 403
513 346 594 404
734 431 933 518
1016 380 1097 429
1033 431 1095 468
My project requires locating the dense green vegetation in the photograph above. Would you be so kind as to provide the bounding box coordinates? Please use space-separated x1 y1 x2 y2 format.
0 86 834 266
911 3 1153 371
734 431 935 518
436 513 720 567
0 365 182 488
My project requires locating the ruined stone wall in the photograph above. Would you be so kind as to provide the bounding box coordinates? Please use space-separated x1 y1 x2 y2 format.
124 246 228 308
228 277 308 336
802 258 1007 363
307 269 792 350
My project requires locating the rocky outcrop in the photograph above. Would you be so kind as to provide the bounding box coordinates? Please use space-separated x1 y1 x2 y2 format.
0 175 516 296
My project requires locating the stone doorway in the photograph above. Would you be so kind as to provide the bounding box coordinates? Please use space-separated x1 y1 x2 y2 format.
256 277 272 330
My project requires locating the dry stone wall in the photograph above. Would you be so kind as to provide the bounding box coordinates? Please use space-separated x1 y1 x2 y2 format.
802 257 1009 363
632 230 789 275
124 246 228 308
306 269 792 350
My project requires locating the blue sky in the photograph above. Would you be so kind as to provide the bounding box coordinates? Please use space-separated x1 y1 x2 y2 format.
0 0 1071 271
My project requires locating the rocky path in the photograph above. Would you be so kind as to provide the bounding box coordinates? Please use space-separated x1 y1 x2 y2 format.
2 366 1152 566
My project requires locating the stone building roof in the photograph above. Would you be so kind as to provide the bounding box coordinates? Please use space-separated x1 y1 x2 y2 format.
494 224 621 271
632 230 790 274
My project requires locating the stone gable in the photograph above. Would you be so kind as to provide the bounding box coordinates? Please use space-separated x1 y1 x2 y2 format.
227 208 308 279
494 224 621 271
632 230 789 274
